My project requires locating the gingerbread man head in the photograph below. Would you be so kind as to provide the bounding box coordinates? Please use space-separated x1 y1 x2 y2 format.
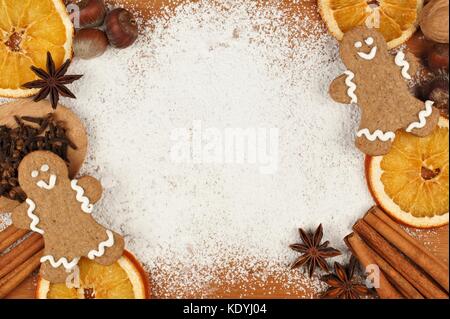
18 151 68 199
339 27 391 70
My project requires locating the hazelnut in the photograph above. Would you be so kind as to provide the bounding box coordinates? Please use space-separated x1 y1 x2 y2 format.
74 28 109 59
72 0 107 29
419 0 449 44
105 8 138 49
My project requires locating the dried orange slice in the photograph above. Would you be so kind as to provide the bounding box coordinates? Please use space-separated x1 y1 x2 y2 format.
366 117 449 228
36 251 150 299
0 0 73 98
318 0 424 48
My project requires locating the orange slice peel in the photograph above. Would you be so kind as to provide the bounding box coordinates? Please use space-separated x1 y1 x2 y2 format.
0 0 73 98
366 117 449 228
318 0 424 48
36 250 150 299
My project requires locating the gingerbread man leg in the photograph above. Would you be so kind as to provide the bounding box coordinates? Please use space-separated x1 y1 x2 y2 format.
87 231 125 266
406 102 440 137
355 135 393 156
356 112 396 156
40 260 75 284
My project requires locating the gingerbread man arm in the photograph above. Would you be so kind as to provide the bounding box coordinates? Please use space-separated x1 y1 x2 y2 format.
0 197 20 214
329 74 352 104
76 176 103 204
393 50 420 81
11 202 32 230
405 52 420 78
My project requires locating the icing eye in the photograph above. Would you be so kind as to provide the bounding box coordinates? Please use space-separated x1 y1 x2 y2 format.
31 170 39 178
354 41 363 48
40 164 49 172
365 37 374 45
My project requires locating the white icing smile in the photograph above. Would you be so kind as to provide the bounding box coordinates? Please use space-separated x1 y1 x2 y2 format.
357 46 377 60
355 37 377 61
32 164 57 190
37 174 57 190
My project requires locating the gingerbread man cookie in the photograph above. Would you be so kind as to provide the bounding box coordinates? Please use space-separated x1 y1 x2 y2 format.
329 26 440 156
10 151 124 283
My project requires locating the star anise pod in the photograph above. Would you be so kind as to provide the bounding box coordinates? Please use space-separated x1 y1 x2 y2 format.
22 52 83 109
289 224 341 277
321 255 373 299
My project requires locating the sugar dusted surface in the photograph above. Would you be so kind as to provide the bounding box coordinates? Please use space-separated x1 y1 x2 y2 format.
0 213 11 232
1 0 375 297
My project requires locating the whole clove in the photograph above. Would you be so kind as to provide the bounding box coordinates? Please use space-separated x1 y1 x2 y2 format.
0 114 77 202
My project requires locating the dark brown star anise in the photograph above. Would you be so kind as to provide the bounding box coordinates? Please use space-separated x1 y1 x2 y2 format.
289 224 341 277
321 255 373 299
22 52 83 109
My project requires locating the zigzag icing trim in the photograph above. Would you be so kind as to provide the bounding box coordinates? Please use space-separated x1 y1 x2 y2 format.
406 101 434 132
344 70 358 103
395 51 411 80
26 198 44 235
357 129 396 142
40 255 80 270
88 230 114 260
70 179 94 213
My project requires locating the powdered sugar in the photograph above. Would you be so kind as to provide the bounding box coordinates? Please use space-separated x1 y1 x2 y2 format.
0 213 11 232
2 0 374 297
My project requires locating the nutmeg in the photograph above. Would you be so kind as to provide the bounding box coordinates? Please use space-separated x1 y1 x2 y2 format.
419 0 449 43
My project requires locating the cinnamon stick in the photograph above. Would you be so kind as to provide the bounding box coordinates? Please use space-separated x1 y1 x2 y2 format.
0 228 29 253
0 249 43 298
353 219 448 299
346 232 422 299
0 226 18 244
366 207 449 293
0 233 44 279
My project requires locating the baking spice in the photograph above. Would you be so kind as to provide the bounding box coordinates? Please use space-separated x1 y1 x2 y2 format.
321 256 372 299
289 224 341 277
346 207 449 299
22 52 83 109
0 114 77 202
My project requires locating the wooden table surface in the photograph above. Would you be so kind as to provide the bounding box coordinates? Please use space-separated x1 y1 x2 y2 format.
4 0 449 299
